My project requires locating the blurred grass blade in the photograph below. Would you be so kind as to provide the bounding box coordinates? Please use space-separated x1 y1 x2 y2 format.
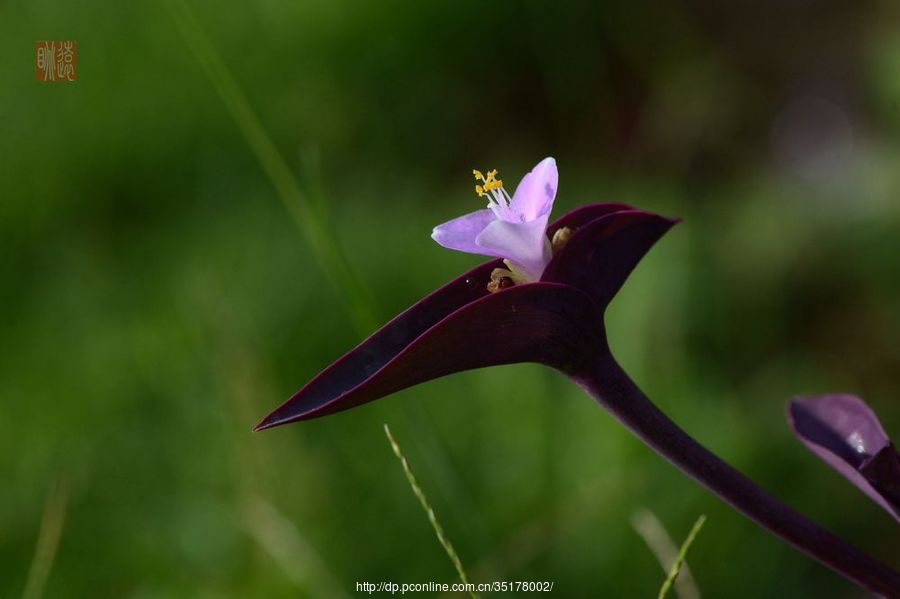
242 495 351 599
166 0 378 334
658 515 706 599
22 478 69 599
384 424 477 599
631 508 701 599
166 5 478 570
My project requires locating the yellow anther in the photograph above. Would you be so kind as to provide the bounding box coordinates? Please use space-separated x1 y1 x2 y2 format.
472 167 504 197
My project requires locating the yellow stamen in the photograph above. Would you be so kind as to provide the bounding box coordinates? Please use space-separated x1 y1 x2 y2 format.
473 167 504 197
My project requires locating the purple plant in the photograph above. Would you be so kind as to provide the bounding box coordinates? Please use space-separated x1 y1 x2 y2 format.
256 159 900 596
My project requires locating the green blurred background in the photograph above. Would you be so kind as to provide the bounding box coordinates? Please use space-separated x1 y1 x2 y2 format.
2 0 900 596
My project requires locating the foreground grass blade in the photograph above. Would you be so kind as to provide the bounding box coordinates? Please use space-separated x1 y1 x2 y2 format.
631 508 700 599
658 515 706 599
384 424 477 599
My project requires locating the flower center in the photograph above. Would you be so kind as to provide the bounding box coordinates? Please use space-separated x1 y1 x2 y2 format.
473 168 515 220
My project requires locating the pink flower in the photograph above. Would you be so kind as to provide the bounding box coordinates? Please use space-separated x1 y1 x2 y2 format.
431 157 558 282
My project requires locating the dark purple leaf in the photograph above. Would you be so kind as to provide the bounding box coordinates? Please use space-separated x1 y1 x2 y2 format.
546 202 637 236
256 283 602 429
542 209 679 308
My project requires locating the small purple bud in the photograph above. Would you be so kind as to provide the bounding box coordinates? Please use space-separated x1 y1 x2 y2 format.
788 394 900 521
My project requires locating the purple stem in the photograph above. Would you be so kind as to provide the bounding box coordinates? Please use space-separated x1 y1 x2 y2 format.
571 346 900 597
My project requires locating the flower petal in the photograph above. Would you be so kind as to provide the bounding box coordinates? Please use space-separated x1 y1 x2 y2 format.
255 282 603 429
511 157 558 221
431 208 497 254
476 215 551 280
788 394 900 521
